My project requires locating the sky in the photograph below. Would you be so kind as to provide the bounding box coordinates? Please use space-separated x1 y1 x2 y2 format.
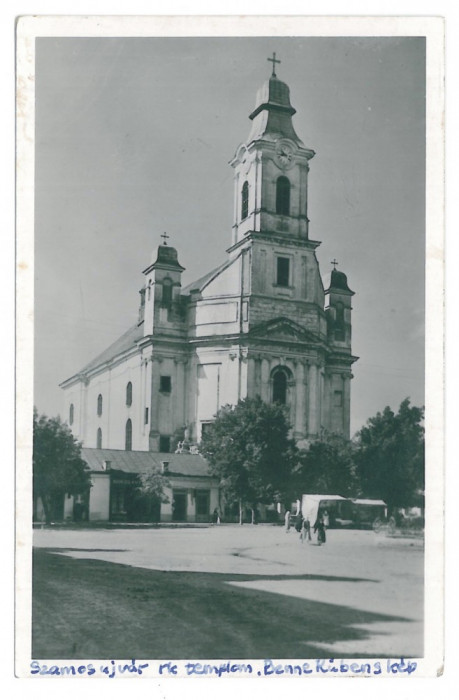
34 36 426 436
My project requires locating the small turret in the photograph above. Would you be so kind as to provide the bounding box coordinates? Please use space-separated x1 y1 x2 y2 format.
323 263 354 346
142 236 185 336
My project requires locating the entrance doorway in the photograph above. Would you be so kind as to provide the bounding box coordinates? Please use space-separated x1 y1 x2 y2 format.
172 492 187 521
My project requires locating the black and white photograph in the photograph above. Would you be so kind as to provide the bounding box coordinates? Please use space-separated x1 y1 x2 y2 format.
15 14 444 679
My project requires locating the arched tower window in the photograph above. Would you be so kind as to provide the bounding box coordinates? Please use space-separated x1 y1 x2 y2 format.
241 181 249 220
69 403 74 426
97 427 102 449
126 381 132 406
276 176 290 215
125 419 132 451
271 366 292 405
161 278 173 307
335 302 345 341
97 394 103 416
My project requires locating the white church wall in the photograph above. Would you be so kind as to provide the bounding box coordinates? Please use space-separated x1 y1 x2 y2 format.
202 256 241 298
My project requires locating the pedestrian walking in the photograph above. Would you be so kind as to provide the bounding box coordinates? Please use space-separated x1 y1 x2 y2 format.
301 516 312 543
285 510 291 533
314 515 326 545
295 511 303 538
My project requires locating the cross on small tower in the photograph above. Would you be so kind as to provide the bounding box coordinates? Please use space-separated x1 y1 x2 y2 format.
161 232 170 246
331 259 339 270
267 52 281 77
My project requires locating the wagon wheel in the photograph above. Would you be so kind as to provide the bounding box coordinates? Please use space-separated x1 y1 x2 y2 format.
372 517 383 533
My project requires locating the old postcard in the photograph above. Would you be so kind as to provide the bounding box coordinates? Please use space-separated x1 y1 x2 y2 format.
16 14 444 682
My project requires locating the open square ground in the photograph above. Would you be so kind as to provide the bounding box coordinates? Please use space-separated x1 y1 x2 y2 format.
32 525 423 659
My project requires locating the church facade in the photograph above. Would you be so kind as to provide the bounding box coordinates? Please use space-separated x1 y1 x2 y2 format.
60 62 357 520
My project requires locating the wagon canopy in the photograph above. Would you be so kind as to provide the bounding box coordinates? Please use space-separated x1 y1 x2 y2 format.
301 494 350 524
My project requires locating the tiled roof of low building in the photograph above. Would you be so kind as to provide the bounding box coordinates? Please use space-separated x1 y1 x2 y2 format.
81 447 213 478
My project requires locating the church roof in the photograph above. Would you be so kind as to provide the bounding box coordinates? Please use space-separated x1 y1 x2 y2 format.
181 259 231 296
81 447 212 478
75 322 144 376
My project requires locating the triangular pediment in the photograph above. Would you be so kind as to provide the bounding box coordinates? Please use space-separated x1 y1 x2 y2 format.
248 317 320 344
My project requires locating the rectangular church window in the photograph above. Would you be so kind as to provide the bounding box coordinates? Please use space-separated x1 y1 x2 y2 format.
160 375 171 393
276 257 290 287
159 435 171 452
144 407 149 424
334 390 343 407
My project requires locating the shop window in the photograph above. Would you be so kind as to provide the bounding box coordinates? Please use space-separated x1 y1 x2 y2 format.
195 490 210 516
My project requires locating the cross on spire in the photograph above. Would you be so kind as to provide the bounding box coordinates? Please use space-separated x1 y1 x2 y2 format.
161 232 170 245
267 52 281 77
331 259 339 270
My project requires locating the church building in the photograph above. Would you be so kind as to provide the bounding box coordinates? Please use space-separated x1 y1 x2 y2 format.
60 57 358 523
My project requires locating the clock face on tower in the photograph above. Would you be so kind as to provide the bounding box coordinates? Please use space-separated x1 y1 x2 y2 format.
274 140 296 170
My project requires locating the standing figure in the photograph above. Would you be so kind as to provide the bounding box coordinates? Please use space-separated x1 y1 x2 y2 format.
301 516 312 543
323 510 330 530
284 510 291 533
212 507 220 525
314 516 326 545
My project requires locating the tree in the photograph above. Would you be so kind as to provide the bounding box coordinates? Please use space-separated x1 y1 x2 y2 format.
199 396 297 524
354 398 424 509
126 468 171 522
33 410 92 523
295 432 359 497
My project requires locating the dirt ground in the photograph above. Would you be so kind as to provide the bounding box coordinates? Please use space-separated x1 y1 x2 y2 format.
33 525 423 659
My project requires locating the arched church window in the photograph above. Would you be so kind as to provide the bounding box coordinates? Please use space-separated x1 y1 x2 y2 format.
126 381 132 406
69 403 74 425
147 279 152 301
276 176 290 215
241 181 249 220
271 366 292 405
335 302 345 341
162 278 173 307
97 427 102 449
125 419 132 451
97 394 103 416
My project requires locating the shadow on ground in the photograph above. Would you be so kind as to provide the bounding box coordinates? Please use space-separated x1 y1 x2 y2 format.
32 548 412 660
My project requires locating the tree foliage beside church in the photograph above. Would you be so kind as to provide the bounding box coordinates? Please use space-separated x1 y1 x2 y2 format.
354 398 424 508
33 410 92 523
295 432 359 497
199 397 297 523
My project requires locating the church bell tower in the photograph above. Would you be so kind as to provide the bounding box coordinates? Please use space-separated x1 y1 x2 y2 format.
230 53 316 247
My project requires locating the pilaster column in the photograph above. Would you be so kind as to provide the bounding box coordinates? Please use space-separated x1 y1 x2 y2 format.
343 373 351 438
149 356 163 450
294 361 306 439
308 363 319 436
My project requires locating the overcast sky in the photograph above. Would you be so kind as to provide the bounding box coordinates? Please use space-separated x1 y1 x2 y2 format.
34 36 425 436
